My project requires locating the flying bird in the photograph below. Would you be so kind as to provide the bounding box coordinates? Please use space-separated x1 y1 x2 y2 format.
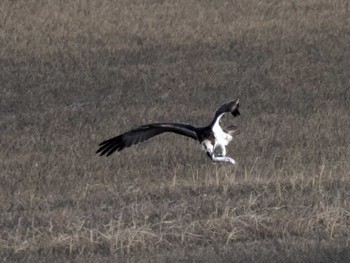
96 100 240 164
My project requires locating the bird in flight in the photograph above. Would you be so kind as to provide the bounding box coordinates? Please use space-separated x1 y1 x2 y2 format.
96 100 240 164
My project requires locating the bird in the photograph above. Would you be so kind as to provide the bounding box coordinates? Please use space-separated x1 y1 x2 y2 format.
96 99 240 164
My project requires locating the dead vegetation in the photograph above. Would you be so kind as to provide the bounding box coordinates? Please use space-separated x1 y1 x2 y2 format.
1 0 350 262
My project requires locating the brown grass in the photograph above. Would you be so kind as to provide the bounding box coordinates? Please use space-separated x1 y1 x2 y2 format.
1 0 350 262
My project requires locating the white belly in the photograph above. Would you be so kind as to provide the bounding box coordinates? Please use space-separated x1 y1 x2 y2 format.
212 122 232 146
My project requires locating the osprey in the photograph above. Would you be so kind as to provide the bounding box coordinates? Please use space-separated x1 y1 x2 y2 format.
96 100 240 164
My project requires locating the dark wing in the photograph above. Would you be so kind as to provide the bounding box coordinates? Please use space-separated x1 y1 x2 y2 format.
224 125 240 136
96 123 198 156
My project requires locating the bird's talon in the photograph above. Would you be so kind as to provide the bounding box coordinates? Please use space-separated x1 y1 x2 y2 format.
226 157 236 165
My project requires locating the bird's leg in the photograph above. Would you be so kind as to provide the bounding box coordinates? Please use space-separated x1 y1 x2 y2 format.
203 141 236 165
217 145 236 164
218 144 226 157
213 155 236 165
206 148 236 165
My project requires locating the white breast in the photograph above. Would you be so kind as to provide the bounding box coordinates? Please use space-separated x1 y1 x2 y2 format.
212 115 232 146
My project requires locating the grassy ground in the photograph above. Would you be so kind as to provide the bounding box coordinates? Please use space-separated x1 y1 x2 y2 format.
1 0 350 262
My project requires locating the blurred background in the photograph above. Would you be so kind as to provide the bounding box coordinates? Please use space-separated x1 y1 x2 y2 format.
1 0 349 261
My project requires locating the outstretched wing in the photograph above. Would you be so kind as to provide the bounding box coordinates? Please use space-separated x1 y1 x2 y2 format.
96 123 198 156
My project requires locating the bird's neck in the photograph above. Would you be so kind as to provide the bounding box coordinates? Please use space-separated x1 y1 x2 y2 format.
210 112 224 129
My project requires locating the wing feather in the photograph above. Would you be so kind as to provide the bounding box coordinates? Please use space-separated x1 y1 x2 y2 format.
96 123 198 156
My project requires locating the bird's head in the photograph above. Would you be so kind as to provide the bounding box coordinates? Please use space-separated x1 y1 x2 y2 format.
228 99 240 117
214 99 240 119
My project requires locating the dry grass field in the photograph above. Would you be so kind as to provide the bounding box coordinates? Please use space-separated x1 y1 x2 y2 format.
1 0 350 262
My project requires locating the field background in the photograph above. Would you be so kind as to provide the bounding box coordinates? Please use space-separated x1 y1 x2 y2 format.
1 0 350 262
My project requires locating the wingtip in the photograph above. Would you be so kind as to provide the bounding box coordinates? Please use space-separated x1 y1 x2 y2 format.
96 149 105 156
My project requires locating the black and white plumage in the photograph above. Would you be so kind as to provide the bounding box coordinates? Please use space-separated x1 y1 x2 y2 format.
96 100 240 164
